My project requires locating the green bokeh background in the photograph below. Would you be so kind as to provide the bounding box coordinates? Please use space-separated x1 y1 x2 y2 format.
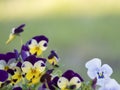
0 0 120 83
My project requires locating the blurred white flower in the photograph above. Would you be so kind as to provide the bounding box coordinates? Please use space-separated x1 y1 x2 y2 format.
99 79 120 90
85 58 113 86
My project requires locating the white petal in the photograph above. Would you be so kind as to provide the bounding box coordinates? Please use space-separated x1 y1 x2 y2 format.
28 39 38 48
99 79 120 90
87 70 96 79
8 59 16 65
0 60 6 69
21 61 33 73
38 40 48 51
34 61 46 73
85 58 101 70
101 64 113 77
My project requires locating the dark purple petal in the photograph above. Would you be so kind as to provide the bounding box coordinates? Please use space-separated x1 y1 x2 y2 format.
24 55 46 65
62 70 75 81
51 50 59 59
0 54 6 60
21 45 29 51
16 61 22 68
51 76 59 87
37 58 46 63
6 52 16 63
74 73 84 82
41 76 59 90
24 55 37 65
21 50 29 61
62 70 84 82
0 70 8 82
92 78 97 90
14 49 19 60
40 73 52 83
32 35 49 43
7 69 14 75
46 69 54 74
20 45 30 60
13 87 22 90
14 24 25 34
38 86 47 90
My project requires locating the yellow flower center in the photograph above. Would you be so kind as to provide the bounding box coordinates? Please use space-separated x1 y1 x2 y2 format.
4 66 9 70
35 46 40 51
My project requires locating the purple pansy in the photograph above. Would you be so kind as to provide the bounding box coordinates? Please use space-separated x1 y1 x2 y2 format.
25 35 49 56
57 70 84 90
48 50 60 67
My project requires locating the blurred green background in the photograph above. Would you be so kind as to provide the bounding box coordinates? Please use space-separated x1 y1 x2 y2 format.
0 0 120 83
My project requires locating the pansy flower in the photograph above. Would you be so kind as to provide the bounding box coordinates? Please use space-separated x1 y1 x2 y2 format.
6 24 25 44
48 50 60 67
21 55 46 85
26 35 49 56
85 58 113 86
0 52 17 71
57 70 84 90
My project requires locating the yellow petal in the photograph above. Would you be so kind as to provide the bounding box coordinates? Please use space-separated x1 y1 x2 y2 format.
12 72 22 84
6 34 16 44
48 57 58 65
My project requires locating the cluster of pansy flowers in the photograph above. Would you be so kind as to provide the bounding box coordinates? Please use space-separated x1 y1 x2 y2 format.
0 24 120 90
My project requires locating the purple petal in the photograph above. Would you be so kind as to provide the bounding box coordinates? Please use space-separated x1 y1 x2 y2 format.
14 49 19 60
0 70 8 82
48 50 59 59
24 55 46 65
92 78 97 90
62 70 75 81
0 54 6 60
62 70 84 82
6 52 16 63
21 45 30 60
21 45 29 51
14 24 25 34
13 87 22 90
7 69 14 75
16 61 22 68
74 73 84 82
32 35 49 43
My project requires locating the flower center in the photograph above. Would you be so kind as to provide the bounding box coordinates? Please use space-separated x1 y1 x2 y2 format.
97 72 104 79
35 46 40 51
31 69 37 73
4 66 9 70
